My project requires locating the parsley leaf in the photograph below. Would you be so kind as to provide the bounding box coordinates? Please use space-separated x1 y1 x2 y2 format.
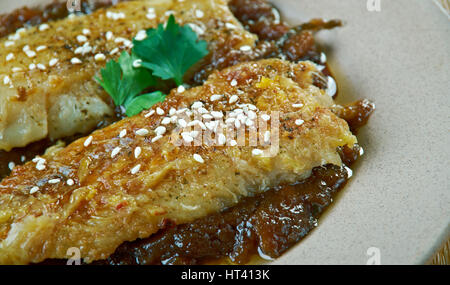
96 51 156 106
124 91 166 117
132 15 209 86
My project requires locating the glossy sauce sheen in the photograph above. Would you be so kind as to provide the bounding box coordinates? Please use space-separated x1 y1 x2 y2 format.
0 0 374 264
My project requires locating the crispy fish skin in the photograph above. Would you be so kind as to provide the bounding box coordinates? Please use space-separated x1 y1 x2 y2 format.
0 0 256 151
0 59 356 264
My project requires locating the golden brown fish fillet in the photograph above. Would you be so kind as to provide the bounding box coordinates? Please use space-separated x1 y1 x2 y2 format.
0 0 256 151
0 59 356 264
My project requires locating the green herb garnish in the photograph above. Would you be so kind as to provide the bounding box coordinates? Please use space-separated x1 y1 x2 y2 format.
133 15 209 86
96 15 209 117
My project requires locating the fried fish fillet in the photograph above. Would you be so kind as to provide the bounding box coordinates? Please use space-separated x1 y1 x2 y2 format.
0 59 356 264
0 0 256 151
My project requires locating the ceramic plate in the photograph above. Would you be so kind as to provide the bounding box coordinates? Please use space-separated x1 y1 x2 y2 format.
1 0 448 265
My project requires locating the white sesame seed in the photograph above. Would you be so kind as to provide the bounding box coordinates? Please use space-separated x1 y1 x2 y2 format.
135 30 147 41
136 128 149 136
252 149 264 156
67 179 74 186
119 129 127 138
29 63 36 70
131 164 141 174
181 132 193 143
197 107 208 114
202 114 213 120
261 114 271 121
295 119 304 126
39 23 50 31
12 67 22 73
195 9 204 18
6 53 14 61
8 161 15 170
218 133 226 145
3 75 10 85
229 95 239 104
191 101 203 109
134 147 142 158
161 117 171 125
77 35 88 43
264 131 271 143
132 59 142 68
84 136 93 147
229 140 237 146
82 28 91 35
36 45 47 52
111 147 121 158
36 163 45 171
211 111 223 118
48 178 61 184
49 58 58 67
71 57 82 64
156 107 165 115
326 76 337 97
74 47 83 54
110 47 119 55
152 135 163 142
193 154 204 163
344 166 353 178
320 52 327 64
25 50 36 58
145 110 155 117
37 63 46 70
30 186 39 194
230 79 237 86
95 53 106 62
210 94 223 101
225 23 237 29
178 119 187 128
106 31 114 41
155 126 166 136
240 45 251 52
146 12 156 20
177 85 185 93
4 41 14 47
292 103 304 108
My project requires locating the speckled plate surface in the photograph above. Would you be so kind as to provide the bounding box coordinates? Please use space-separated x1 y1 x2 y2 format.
1 0 449 265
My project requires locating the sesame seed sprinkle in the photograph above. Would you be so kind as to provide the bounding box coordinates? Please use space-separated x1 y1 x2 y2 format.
252 149 264 156
295 119 304 126
134 147 142 158
136 128 149 136
229 95 239 104
131 164 141 174
36 45 47 52
67 179 74 186
49 58 58 67
111 147 121 158
8 161 15 170
6 53 14 61
30 186 39 194
152 135 163 142
156 107 165 115
193 154 204 163
119 129 127 138
230 79 237 86
71 57 82 65
39 23 49 31
48 178 61 184
84 136 93 147
95 53 106 62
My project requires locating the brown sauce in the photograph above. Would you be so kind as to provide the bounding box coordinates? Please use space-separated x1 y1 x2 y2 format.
0 0 375 265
